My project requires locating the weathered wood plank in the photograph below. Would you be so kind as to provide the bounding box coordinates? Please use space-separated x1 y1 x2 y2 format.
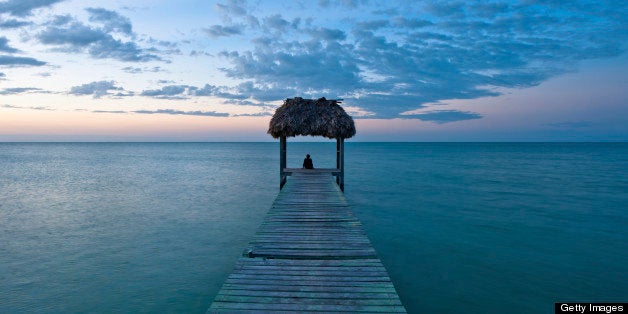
228 270 391 278
223 278 398 288
219 283 398 293
210 302 406 313
216 289 400 300
231 258 384 266
213 294 402 306
245 252 378 260
233 266 387 273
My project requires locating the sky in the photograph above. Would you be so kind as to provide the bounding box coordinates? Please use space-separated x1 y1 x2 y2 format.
0 0 626 141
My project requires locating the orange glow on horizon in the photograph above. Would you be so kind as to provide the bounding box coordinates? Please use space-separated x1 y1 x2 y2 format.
0 109 272 140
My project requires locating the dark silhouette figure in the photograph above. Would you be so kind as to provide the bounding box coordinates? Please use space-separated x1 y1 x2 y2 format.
303 154 314 169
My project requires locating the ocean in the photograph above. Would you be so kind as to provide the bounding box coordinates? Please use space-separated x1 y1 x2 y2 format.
1 142 626 313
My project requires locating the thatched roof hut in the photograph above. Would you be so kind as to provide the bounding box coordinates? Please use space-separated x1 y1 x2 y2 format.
268 97 356 139
270 97 355 192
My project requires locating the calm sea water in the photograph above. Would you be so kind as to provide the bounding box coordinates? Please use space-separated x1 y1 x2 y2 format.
1 142 626 313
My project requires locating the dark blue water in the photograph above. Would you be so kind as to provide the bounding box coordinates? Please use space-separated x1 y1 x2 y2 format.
1 143 626 313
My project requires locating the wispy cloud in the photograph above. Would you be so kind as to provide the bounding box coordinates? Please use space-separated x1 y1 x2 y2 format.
232 112 272 117
0 55 46 66
92 110 128 114
317 0 367 9
133 109 230 117
69 80 131 98
1 104 53 110
401 110 482 124
0 0 65 17
121 66 163 73
204 24 243 38
139 83 249 100
140 85 190 99
0 87 44 94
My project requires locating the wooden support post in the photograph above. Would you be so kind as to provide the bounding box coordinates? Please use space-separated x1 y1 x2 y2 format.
336 139 341 186
337 138 345 191
280 136 287 189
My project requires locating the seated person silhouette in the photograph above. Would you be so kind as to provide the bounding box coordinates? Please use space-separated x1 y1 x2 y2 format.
302 154 314 169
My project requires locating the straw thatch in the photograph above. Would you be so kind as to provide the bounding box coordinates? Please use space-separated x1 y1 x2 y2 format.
268 97 356 139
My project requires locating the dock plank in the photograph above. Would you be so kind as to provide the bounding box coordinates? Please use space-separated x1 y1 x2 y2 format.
208 172 405 313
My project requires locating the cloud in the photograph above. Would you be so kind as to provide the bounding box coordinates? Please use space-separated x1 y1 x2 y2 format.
69 80 128 98
0 0 64 17
91 108 232 117
0 87 43 94
210 1 628 118
139 83 249 100
218 40 360 98
390 17 432 28
133 109 229 117
140 85 190 98
194 83 248 99
318 0 330 7
232 81 296 102
307 27 346 41
0 55 46 66
223 99 272 107
356 20 389 31
215 0 247 16
88 38 159 61
318 0 368 9
372 8 398 16
121 66 163 73
401 110 483 124
0 19 31 28
36 12 158 62
86 7 133 35
204 24 243 37
189 50 212 57
0 37 18 53
38 22 104 46
233 112 272 117
423 2 466 18
145 37 178 48
1 104 53 110
92 110 127 114
263 14 289 31
49 14 72 25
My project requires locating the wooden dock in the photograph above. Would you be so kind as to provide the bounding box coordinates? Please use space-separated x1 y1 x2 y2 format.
208 172 405 313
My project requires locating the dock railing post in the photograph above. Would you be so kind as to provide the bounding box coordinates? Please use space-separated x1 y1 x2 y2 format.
280 136 287 189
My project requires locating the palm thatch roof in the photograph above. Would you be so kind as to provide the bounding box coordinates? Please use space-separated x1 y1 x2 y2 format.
268 97 356 139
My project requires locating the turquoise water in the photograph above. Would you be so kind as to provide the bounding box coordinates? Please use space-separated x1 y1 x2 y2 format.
1 143 626 313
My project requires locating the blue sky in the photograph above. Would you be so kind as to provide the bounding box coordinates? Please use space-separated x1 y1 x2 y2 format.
0 0 626 141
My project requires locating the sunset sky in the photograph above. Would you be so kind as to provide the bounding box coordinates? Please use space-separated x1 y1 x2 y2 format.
0 0 626 141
